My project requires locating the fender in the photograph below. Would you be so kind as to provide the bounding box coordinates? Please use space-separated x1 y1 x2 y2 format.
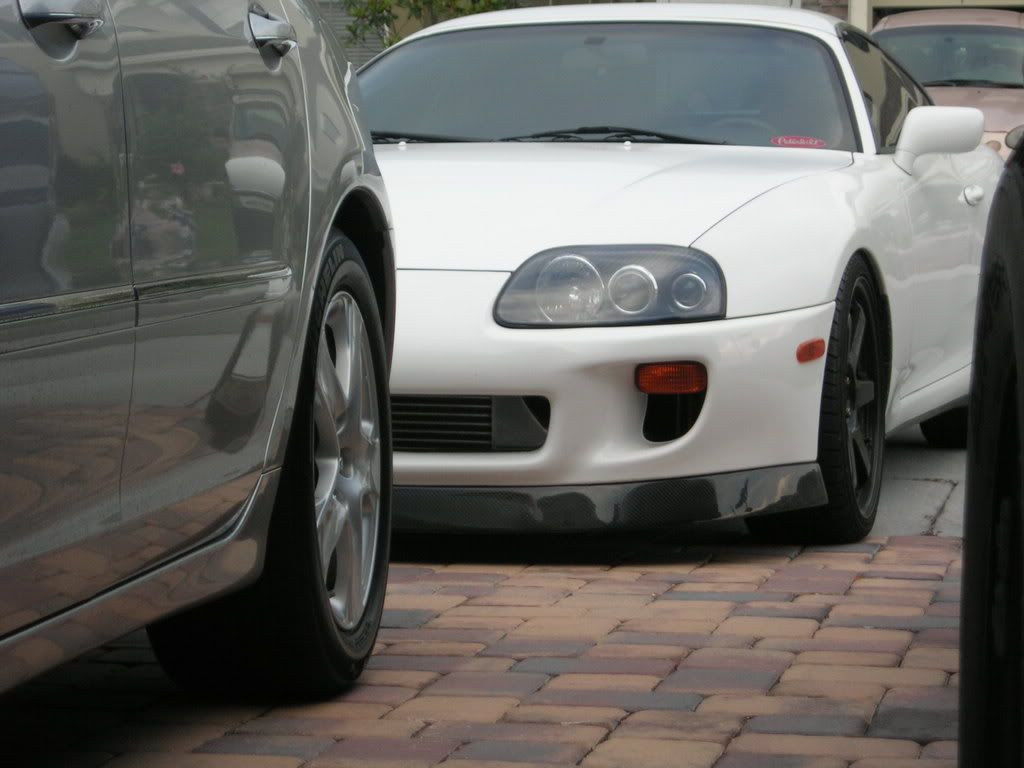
691 158 911 417
260 1 396 473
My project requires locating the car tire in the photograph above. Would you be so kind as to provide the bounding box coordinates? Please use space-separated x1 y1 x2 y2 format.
919 406 968 450
147 232 391 697
960 253 1023 768
748 255 886 544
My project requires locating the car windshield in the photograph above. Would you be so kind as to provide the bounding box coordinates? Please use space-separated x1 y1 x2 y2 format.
875 25 1024 88
358 22 858 150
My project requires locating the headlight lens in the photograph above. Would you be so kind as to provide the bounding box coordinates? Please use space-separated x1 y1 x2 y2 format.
494 245 725 327
609 265 658 314
671 272 708 310
536 255 605 323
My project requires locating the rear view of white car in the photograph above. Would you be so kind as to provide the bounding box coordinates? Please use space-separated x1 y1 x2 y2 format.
359 4 1000 542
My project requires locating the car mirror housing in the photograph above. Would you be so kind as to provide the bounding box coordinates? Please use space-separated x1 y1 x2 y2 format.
894 106 984 174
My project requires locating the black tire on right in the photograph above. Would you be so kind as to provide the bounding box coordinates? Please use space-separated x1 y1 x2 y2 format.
748 255 887 544
919 406 969 450
960 252 1023 768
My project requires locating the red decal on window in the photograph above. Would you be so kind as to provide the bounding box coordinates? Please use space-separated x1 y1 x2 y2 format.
771 135 827 149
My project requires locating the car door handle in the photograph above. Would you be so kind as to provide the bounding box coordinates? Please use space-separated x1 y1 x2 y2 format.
249 10 296 56
962 185 985 206
18 0 103 37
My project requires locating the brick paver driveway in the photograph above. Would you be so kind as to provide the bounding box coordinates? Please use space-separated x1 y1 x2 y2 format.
0 531 960 768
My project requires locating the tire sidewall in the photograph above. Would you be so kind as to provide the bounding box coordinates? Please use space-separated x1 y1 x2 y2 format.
961 253 1020 766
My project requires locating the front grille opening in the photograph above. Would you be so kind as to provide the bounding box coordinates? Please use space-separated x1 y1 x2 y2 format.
392 395 550 453
643 392 705 442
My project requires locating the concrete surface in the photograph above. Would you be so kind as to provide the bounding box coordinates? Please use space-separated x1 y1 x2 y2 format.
878 427 966 538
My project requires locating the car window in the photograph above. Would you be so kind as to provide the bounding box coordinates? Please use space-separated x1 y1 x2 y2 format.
842 31 923 151
359 22 858 151
875 25 1024 88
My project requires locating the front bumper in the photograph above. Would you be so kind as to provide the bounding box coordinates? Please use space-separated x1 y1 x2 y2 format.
392 269 834 491
394 462 827 532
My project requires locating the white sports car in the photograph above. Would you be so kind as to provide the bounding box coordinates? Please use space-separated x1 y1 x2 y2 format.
359 4 1001 541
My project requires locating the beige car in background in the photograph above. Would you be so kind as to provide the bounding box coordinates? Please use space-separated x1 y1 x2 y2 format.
874 9 1024 157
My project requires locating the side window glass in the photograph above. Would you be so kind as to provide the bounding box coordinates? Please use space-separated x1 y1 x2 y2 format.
842 33 919 151
890 57 928 108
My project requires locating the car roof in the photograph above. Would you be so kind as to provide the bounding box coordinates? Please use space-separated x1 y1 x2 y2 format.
873 8 1024 32
401 2 845 43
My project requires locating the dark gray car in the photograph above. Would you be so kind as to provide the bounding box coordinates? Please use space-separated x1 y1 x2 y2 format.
0 0 396 696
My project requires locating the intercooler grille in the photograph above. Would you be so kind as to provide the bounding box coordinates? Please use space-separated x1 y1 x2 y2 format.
391 396 493 452
391 395 550 453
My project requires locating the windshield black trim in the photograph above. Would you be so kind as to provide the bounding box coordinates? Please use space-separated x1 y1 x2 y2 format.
854 26 937 106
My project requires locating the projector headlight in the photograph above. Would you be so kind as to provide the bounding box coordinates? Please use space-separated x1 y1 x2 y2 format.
494 245 725 327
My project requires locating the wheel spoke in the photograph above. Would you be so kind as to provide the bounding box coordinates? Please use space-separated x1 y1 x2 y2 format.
847 426 860 487
317 495 347 575
851 426 872 482
848 303 866 371
337 302 365 455
855 379 875 409
357 344 380 464
313 335 343 508
360 488 379 597
329 522 352 626
344 504 364 625
316 334 346 426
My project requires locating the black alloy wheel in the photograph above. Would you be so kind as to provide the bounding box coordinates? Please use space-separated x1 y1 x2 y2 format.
845 275 884 519
749 256 887 543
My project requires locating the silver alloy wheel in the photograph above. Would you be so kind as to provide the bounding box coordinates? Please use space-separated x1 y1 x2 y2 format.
312 291 381 631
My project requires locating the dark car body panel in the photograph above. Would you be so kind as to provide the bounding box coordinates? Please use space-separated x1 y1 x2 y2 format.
960 124 1024 765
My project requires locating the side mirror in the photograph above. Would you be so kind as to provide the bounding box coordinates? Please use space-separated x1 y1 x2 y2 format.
1007 124 1024 151
894 106 984 174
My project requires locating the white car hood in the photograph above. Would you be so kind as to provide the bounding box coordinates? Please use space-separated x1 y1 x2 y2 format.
376 143 852 271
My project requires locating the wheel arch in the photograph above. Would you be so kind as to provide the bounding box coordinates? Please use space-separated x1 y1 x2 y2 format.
262 187 394 472
332 188 396 367
848 247 894 401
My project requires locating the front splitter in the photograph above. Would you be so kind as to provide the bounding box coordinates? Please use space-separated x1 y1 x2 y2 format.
393 462 828 532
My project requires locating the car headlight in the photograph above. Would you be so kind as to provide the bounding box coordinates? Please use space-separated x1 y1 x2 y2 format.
494 245 726 327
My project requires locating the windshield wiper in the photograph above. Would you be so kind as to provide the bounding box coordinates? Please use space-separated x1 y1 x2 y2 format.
500 125 727 145
371 130 478 143
922 78 1024 89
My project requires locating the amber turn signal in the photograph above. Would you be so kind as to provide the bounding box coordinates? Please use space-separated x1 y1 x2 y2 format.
796 338 826 363
635 362 708 395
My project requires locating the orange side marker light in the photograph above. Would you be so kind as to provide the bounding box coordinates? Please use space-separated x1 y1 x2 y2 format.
635 362 708 395
796 338 826 364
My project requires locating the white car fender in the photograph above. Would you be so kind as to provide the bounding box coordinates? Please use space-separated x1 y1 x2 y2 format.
691 157 911 316
691 156 916 409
